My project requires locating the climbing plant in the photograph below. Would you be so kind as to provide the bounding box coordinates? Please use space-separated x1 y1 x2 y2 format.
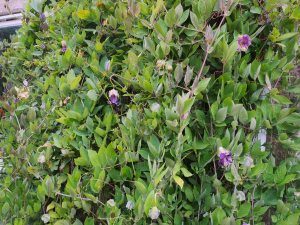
0 0 299 224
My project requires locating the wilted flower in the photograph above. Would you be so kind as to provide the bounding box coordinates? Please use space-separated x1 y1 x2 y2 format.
166 63 173 72
243 155 254 168
218 147 233 167
156 60 166 69
40 22 49 31
108 89 119 106
105 60 111 71
149 206 160 220
150 102 161 112
41 214 50 223
16 87 30 100
61 40 67 53
107 199 115 207
38 154 46 164
237 34 251 52
102 19 108 26
126 200 134 210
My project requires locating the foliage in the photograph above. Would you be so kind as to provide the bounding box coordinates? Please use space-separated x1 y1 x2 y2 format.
0 0 299 224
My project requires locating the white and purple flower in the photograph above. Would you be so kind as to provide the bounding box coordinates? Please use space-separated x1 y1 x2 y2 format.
126 200 134 210
105 60 111 71
108 89 119 106
61 40 67 53
149 206 160 220
218 147 233 167
237 34 251 52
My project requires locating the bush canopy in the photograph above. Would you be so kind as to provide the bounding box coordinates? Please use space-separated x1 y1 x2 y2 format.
0 0 299 224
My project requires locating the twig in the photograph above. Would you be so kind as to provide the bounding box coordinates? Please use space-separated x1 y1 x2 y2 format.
189 14 227 97
251 185 257 225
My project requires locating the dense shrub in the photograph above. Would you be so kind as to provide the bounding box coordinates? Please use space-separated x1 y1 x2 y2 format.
0 0 299 224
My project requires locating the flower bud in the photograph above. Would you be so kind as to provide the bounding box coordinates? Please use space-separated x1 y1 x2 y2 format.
107 199 115 207
61 40 67 53
205 25 214 46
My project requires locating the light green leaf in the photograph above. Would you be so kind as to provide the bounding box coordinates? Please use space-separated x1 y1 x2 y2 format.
276 32 298 42
181 168 193 177
216 107 228 123
173 175 184 189
87 90 98 101
237 202 251 218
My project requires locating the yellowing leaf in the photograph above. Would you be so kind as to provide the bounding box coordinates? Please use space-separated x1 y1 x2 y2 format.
173 175 184 189
77 10 90 20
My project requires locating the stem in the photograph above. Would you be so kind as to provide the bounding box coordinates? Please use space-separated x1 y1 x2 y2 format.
190 15 227 97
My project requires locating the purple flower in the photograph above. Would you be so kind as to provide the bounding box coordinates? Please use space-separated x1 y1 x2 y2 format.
40 13 46 22
242 223 250 225
238 34 251 52
108 89 119 106
218 147 233 167
61 40 67 53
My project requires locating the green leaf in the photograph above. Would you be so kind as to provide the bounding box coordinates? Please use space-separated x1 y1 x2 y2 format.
291 7 300 20
143 37 155 54
1 202 9 215
154 19 168 38
238 107 248 124
144 191 156 214
237 202 251 218
87 90 98 101
84 218 95 225
165 8 176 27
54 220 70 225
190 12 203 30
216 107 228 123
276 32 298 42
88 150 100 167
195 78 211 94
175 63 184 84
181 168 193 177
250 6 262 14
30 0 46 13
70 75 82 90
147 135 160 157
212 207 226 224
274 163 287 184
272 95 292 105
135 179 147 194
